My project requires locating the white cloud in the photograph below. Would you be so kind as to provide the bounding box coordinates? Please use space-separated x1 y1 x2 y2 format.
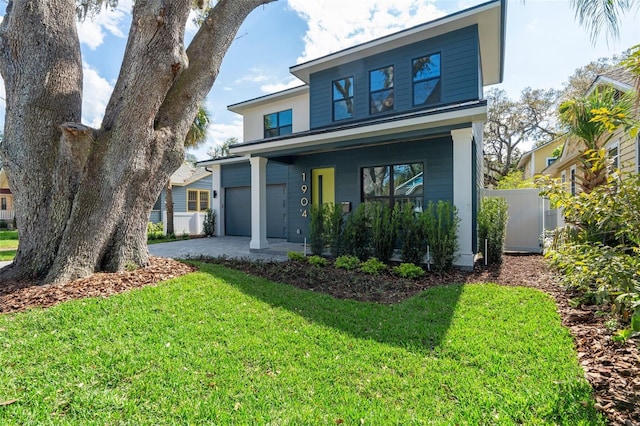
188 117 244 161
82 63 114 128
261 77 305 94
234 68 274 85
76 0 132 50
287 0 446 63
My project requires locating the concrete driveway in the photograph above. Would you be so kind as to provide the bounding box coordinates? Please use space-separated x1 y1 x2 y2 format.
148 236 306 261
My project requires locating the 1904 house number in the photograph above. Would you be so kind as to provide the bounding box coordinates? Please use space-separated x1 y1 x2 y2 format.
300 172 309 217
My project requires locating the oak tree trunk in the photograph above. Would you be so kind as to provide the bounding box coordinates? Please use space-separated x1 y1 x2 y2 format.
0 0 274 284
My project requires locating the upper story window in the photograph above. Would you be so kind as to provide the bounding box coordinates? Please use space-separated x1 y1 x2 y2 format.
546 157 557 167
333 77 354 121
369 66 394 114
412 53 441 106
264 109 292 138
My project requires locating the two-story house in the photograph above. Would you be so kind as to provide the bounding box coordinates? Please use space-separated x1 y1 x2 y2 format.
199 0 506 269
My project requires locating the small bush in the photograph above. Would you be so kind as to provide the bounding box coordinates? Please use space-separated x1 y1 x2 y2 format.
203 208 216 236
307 255 328 267
477 197 508 265
343 203 371 260
309 204 326 255
0 220 7 229
325 203 345 257
392 262 425 279
399 203 425 265
287 251 306 262
423 200 460 272
360 257 386 275
370 202 397 263
334 255 360 270
146 222 164 240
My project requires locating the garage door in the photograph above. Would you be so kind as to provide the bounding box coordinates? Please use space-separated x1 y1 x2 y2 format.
225 185 287 238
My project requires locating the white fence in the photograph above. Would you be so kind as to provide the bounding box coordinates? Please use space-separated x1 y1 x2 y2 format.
483 188 560 253
0 210 14 221
162 211 206 236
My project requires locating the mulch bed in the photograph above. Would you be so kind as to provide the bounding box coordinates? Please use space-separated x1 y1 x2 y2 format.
0 254 638 424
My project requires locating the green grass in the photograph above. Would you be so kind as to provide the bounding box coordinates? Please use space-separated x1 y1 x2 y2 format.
0 230 18 250
0 263 604 425
0 249 15 261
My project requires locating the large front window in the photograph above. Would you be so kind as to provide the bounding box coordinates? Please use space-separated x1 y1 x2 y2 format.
362 162 424 210
413 53 441 106
333 77 354 121
369 66 394 114
264 109 292 138
187 189 210 212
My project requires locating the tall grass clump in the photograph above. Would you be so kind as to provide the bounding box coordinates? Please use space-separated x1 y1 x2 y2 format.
309 204 326 255
423 200 459 271
343 203 371 260
369 202 397 262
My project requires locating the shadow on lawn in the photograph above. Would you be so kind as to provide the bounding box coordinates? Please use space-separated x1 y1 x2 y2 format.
199 263 462 352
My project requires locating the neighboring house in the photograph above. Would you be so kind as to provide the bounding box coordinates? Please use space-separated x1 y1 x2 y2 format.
0 168 14 224
199 0 507 269
544 67 639 194
150 163 213 234
517 138 563 179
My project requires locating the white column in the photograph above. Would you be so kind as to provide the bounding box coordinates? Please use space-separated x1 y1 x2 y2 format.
451 127 475 269
249 156 269 250
210 164 223 236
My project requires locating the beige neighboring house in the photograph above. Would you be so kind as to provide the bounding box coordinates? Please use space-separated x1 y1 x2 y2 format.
517 138 563 179
0 168 14 223
542 67 639 194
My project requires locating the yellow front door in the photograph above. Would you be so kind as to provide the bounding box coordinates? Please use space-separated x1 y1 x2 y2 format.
311 167 335 207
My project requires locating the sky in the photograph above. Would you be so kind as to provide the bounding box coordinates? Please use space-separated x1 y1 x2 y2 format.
0 0 638 160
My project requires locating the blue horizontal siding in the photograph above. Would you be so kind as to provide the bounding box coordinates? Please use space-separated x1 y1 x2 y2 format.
222 161 288 187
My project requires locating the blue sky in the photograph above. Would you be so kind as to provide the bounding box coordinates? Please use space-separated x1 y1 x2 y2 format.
0 0 639 159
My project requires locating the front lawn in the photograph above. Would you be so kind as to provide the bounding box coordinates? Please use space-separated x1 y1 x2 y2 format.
0 230 18 251
0 250 15 261
0 263 603 424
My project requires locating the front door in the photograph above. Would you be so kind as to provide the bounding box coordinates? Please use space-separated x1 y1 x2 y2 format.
311 167 335 207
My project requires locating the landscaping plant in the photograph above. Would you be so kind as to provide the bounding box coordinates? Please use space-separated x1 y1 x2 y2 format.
325 203 345 257
477 196 508 265
334 255 360 270
309 204 326 255
359 257 387 275
369 202 397 262
392 262 425 279
422 200 460 272
399 203 425 265
343 203 371 261
203 208 216 237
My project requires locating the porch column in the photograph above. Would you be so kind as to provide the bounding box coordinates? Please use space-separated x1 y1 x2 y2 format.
249 156 269 250
210 164 223 236
451 127 475 269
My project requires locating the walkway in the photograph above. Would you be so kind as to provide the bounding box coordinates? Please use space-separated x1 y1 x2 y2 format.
148 236 307 262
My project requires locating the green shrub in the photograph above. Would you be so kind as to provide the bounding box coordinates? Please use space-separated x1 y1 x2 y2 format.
287 251 306 262
146 222 164 240
360 257 386 275
309 204 326 255
423 200 460 272
307 255 328 267
0 220 7 229
334 255 360 270
370 202 397 263
203 208 216 236
392 262 425 279
325 203 345 257
399 203 425 265
343 203 371 260
477 197 508 265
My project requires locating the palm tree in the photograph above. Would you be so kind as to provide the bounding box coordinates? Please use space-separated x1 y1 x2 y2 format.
558 86 634 192
569 0 636 43
166 105 211 235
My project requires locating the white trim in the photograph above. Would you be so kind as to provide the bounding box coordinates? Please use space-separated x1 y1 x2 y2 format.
228 85 308 114
606 139 620 170
210 164 223 236
451 127 475 269
230 104 487 156
570 165 577 196
197 155 250 167
249 157 269 250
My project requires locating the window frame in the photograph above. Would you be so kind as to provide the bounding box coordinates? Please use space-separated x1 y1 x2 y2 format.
263 109 293 139
0 197 6 211
332 76 354 121
187 189 211 212
361 162 424 209
369 65 394 115
606 139 620 171
412 52 441 107
569 165 577 196
546 157 557 167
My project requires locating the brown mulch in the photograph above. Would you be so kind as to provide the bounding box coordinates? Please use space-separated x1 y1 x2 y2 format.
0 254 638 425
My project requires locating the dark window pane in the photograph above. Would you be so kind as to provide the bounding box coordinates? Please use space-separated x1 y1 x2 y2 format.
362 166 390 197
370 67 393 91
413 79 441 105
413 54 440 81
264 128 278 138
264 113 278 130
280 125 292 136
333 77 353 100
279 109 292 126
334 100 353 120
370 89 394 114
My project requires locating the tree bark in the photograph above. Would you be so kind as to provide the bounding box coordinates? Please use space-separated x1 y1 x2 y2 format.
0 0 275 284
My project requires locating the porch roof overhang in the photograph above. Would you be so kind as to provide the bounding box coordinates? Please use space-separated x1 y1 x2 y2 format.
289 0 506 86
229 100 487 158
